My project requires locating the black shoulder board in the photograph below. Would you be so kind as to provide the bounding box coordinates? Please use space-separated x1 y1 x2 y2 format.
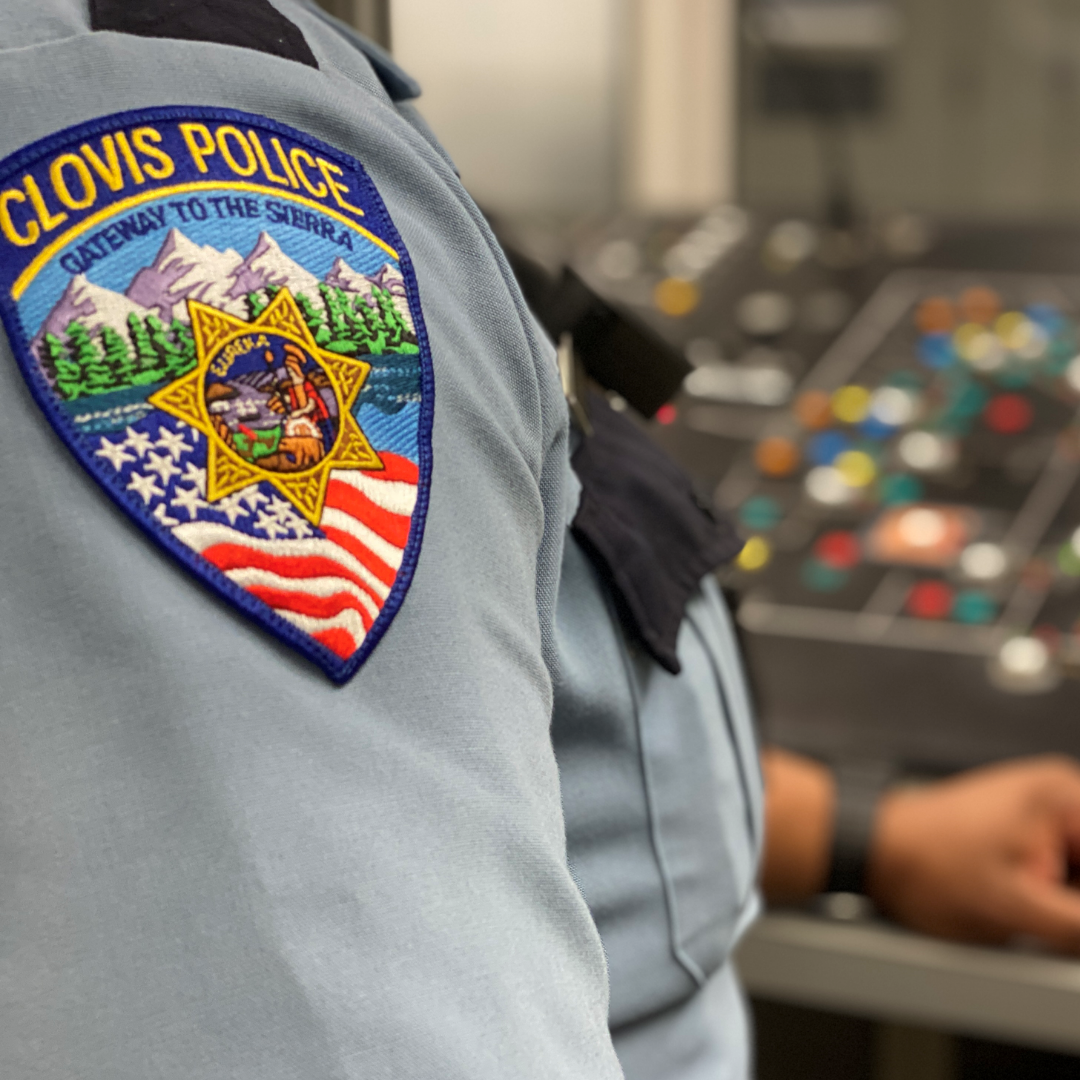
90 0 318 69
571 392 744 674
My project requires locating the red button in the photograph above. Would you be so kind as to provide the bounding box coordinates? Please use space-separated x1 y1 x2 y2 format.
814 530 862 570
907 580 954 620
655 403 678 426
984 393 1033 435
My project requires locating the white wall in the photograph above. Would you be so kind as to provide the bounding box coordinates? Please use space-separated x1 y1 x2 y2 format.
392 0 622 216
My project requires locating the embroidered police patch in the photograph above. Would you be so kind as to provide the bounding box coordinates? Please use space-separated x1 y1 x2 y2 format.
0 107 433 683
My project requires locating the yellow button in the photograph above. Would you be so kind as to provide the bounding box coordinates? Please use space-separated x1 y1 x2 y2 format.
836 449 876 487
831 385 871 424
654 277 700 317
994 311 1027 347
737 536 772 572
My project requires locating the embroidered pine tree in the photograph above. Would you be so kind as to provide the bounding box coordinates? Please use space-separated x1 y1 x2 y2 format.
295 291 332 346
47 331 85 401
128 312 164 385
147 314 184 381
375 287 413 351
40 332 68 386
100 325 137 387
169 319 197 376
246 290 268 321
352 294 387 354
321 285 361 355
66 320 114 396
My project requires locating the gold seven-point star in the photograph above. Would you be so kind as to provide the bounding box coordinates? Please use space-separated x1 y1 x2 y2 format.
149 287 382 524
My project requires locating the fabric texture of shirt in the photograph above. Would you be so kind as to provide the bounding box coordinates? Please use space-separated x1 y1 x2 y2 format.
0 3 623 1078
554 529 764 1080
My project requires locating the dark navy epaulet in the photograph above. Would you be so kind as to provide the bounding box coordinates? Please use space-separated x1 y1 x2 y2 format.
90 0 319 68
571 393 744 675
300 2 422 102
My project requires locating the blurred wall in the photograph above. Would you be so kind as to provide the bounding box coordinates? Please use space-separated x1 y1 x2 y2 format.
740 0 1080 218
391 0 622 216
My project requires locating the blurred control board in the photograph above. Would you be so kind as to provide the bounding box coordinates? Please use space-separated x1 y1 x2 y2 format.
569 212 1080 772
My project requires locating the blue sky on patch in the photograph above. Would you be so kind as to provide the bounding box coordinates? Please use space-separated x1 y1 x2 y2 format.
19 188 399 337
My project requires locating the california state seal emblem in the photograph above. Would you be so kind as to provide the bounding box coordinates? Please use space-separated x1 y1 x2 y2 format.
0 107 433 682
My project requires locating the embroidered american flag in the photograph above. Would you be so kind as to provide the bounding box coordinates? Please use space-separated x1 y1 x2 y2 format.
94 415 419 661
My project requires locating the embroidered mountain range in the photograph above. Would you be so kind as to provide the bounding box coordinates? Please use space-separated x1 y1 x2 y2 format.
34 229 419 410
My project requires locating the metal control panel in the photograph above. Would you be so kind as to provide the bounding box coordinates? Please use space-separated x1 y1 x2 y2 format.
570 214 1080 771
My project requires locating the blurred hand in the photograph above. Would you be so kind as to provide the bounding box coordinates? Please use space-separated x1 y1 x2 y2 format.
867 756 1080 953
760 748 835 903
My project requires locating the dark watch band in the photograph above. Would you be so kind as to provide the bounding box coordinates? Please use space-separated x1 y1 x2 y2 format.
825 761 895 895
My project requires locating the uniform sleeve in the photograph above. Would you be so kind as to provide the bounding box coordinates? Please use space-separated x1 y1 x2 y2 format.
0 3 623 1078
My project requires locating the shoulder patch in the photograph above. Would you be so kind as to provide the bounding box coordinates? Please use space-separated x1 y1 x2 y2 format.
0 107 433 684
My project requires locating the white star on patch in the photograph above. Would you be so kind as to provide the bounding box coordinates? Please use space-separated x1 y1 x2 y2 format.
122 426 154 458
95 437 135 472
267 495 297 523
144 450 182 484
155 427 189 461
152 502 180 528
181 462 207 496
172 485 208 521
127 472 165 505
217 492 250 525
254 510 292 540
240 485 269 511
263 495 313 539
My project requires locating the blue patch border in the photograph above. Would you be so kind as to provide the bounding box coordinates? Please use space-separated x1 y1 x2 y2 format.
0 105 434 685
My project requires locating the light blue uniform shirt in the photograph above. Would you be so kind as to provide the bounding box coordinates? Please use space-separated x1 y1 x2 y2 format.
0 4 623 1078
554 528 764 1080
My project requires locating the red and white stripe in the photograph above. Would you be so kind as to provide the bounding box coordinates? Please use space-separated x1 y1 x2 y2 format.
175 453 419 660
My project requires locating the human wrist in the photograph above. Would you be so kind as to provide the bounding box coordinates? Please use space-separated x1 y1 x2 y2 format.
761 749 837 902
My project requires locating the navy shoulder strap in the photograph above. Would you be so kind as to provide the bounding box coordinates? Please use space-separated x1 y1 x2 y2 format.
90 0 319 68
571 393 744 674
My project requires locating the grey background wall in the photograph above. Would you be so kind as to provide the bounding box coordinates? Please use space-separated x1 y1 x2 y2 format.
740 0 1080 219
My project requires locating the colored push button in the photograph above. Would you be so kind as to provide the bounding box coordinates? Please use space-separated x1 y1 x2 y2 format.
960 542 1008 582
915 296 955 334
869 386 918 428
994 311 1028 345
920 332 956 370
880 473 923 506
947 380 989 422
1058 532 1080 577
655 403 678 426
804 465 856 506
898 431 958 473
794 389 834 431
984 393 1034 434
736 536 772 572
755 436 801 477
814 530 861 570
835 449 877 488
953 590 997 625
807 430 851 465
959 286 1001 325
953 323 1003 372
1027 303 1066 335
906 580 954 620
801 558 849 592
740 495 783 531
654 277 700 317
831 385 871 424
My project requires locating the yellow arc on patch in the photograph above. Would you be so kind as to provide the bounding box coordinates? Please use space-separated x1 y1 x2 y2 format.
149 287 382 524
